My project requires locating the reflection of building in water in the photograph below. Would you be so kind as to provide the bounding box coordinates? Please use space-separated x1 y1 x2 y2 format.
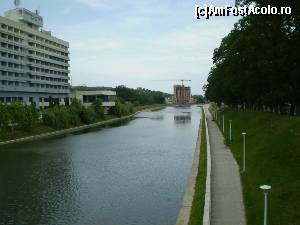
173 85 191 105
174 114 191 123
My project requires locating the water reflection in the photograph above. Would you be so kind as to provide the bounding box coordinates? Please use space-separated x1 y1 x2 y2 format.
0 145 79 225
174 113 191 124
136 115 164 120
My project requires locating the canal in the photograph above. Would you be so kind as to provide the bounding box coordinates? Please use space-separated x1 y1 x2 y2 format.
0 106 201 225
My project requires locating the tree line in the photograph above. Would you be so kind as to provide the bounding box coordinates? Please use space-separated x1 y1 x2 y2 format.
0 85 166 133
0 99 135 133
115 85 167 105
73 85 168 106
204 0 300 115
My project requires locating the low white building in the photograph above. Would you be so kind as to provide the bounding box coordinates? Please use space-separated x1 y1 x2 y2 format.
71 90 116 112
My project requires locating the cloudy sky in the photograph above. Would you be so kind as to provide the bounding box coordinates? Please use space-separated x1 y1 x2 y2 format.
1 0 239 94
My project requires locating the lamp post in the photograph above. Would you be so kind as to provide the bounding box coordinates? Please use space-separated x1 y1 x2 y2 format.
229 120 232 143
242 132 246 172
222 115 225 133
260 185 271 225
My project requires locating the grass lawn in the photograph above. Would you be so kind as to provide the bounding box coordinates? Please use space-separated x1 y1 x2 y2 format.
188 109 207 225
216 109 300 225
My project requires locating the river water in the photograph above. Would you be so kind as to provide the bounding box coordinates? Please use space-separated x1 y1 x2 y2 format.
0 106 201 225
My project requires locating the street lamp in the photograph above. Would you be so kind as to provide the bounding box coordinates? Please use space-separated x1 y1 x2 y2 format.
229 120 232 143
260 185 271 225
222 114 225 132
242 132 246 172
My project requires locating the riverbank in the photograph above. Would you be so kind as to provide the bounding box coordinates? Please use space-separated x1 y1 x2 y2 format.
187 108 207 225
176 108 205 225
0 105 166 146
215 108 300 225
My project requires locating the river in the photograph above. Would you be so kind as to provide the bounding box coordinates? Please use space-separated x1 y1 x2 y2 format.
0 106 201 225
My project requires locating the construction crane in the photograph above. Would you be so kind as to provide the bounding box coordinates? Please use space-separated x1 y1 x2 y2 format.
151 79 191 86
178 79 191 86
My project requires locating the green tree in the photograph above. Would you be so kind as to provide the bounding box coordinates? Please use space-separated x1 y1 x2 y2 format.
92 98 105 120
205 1 300 114
0 103 11 131
81 107 97 124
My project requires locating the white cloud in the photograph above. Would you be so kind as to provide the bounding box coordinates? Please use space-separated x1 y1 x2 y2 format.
70 19 235 83
123 17 145 26
71 38 122 52
62 6 72 15
66 0 239 94
75 0 111 9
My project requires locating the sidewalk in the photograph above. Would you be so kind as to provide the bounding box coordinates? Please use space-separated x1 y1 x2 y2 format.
204 106 246 225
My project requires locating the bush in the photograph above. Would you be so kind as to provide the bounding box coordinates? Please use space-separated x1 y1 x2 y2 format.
0 103 11 131
6 102 38 131
92 98 105 120
113 100 133 117
81 107 97 124
42 106 73 129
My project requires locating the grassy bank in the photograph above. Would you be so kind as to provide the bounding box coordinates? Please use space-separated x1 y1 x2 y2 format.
188 109 207 225
216 109 300 225
0 104 167 143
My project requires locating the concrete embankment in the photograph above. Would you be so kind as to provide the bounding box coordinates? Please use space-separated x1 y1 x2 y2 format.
0 106 165 147
175 112 203 225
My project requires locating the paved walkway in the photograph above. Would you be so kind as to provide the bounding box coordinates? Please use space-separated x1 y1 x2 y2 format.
204 106 246 225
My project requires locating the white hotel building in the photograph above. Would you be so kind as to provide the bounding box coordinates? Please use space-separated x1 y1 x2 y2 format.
0 7 70 108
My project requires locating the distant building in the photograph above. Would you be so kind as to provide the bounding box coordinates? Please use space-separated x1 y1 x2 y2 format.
173 85 191 105
165 96 173 104
71 90 116 113
0 7 70 108
190 96 197 104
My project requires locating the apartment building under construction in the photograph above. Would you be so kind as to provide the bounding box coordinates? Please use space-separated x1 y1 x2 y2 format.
173 85 191 105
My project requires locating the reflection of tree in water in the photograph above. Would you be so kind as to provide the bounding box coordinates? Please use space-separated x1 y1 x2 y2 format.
174 114 191 124
0 144 80 225
135 115 164 120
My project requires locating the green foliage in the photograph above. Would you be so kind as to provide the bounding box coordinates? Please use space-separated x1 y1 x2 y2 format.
217 109 300 225
113 99 134 117
0 102 38 131
42 100 100 129
42 106 74 129
0 103 11 130
92 98 105 120
205 1 300 114
81 107 97 124
115 85 166 105
193 95 206 104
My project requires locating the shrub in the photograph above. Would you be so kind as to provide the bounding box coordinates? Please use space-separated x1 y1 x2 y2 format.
92 98 105 120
